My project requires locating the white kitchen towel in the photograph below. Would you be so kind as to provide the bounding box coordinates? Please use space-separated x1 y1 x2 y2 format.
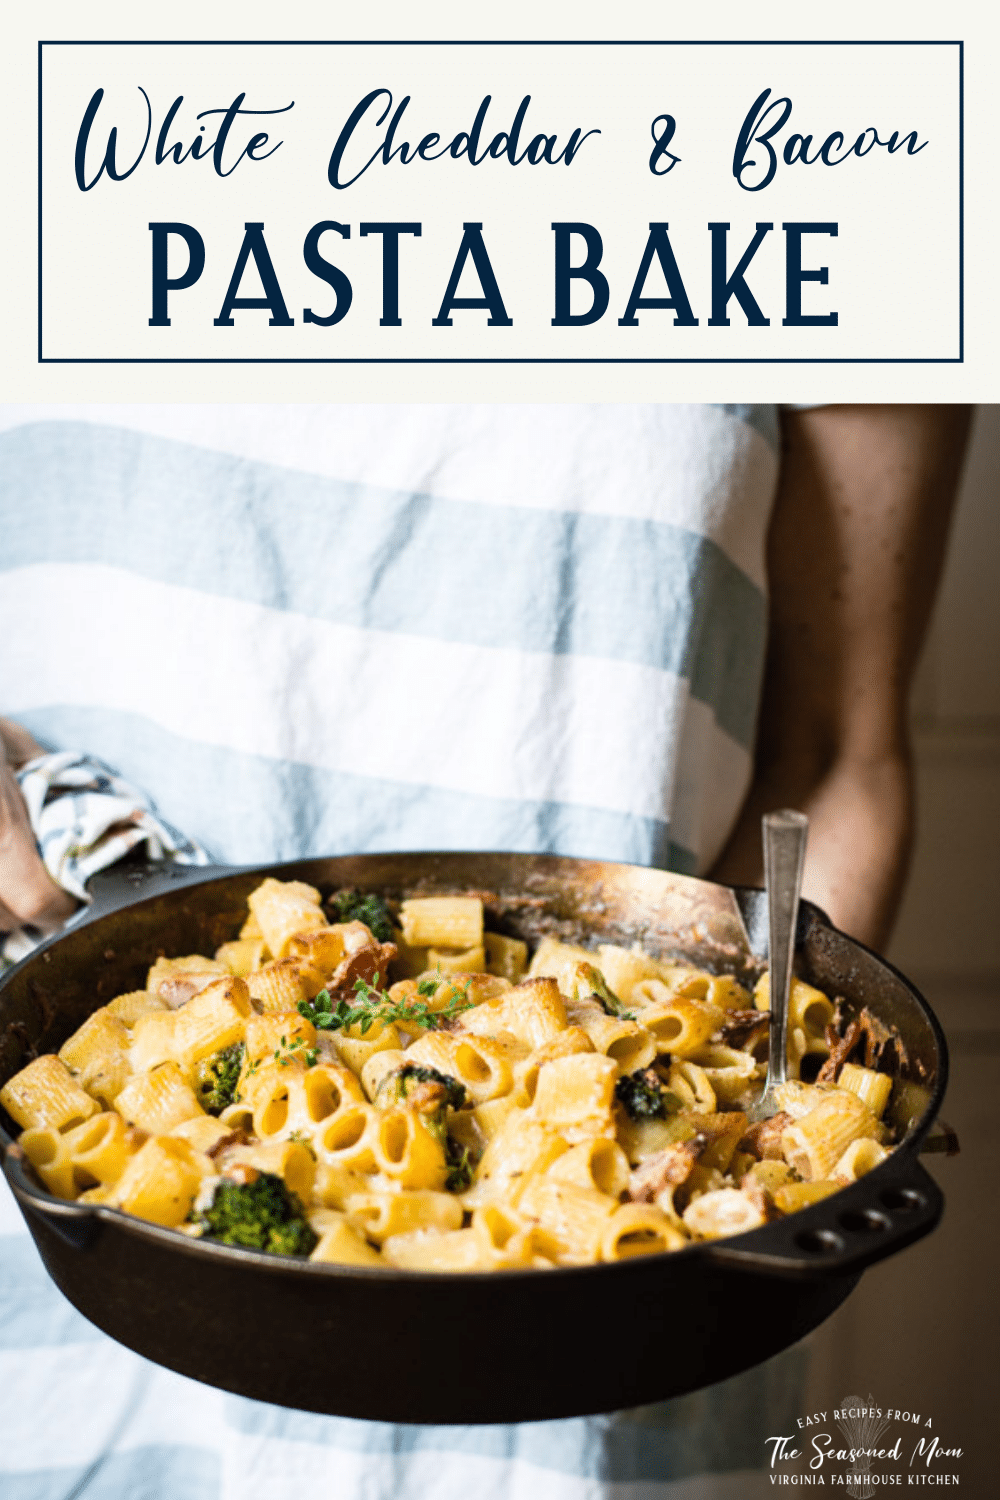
1 750 209 968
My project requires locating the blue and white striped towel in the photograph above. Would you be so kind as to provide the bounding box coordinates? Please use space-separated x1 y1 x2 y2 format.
0 750 208 969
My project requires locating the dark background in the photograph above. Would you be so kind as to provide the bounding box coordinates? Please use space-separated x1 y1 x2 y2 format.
801 404 999 1497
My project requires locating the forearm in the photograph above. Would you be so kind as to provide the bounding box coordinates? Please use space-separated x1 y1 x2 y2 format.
709 405 971 953
710 749 914 952
0 718 76 932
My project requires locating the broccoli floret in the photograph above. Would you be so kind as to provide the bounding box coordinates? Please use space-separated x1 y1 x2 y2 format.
615 1068 682 1122
444 1137 475 1193
328 890 396 942
392 1062 467 1112
377 1064 467 1154
376 1065 475 1192
195 1171 318 1257
572 962 629 1017
193 1042 245 1115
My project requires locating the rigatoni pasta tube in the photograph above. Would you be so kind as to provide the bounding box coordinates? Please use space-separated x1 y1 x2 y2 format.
361 1049 408 1103
601 1204 687 1260
691 1045 760 1106
314 1160 373 1209
108 1137 210 1227
345 1190 462 1244
470 1204 536 1269
107 990 167 1028
636 998 725 1058
525 936 593 991
331 1022 403 1077
399 896 483 950
754 973 835 1039
19 1127 77 1198
667 1060 717 1114
247 877 327 959
405 1032 514 1103
462 978 567 1051
241 1010 314 1066
470 1092 525 1142
299 1062 365 1126
831 1137 891 1184
530 1053 618 1143
674 974 751 1012
214 937 267 977
247 958 325 1014
172 978 251 1071
594 945 665 1001
169 1115 235 1154
781 1090 879 1181
547 1138 630 1199
286 927 346 975
484 932 528 982
372 1107 447 1190
315 1103 381 1172
426 944 486 974
516 1177 618 1264
115 1062 204 1136
463 1114 568 1206
0 1055 101 1133
239 1061 299 1141
773 1180 840 1213
566 1002 656 1074
381 1227 482 1271
837 1063 893 1120
129 1010 180 1075
146 954 227 1002
62 1111 141 1187
309 1214 382 1267
58 1009 130 1107
682 1188 766 1239
741 1159 794 1199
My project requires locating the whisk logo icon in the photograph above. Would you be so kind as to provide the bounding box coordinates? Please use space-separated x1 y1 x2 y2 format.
835 1396 892 1498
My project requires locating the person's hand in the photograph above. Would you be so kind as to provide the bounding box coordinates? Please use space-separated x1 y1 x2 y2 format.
0 718 77 934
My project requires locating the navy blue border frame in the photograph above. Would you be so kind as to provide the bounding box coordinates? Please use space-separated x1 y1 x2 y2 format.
37 39 964 365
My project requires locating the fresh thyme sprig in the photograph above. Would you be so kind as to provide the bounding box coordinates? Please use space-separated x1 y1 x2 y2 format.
273 1034 320 1068
297 972 476 1035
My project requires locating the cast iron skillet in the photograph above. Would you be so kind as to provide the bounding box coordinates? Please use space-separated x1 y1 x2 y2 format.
0 853 947 1424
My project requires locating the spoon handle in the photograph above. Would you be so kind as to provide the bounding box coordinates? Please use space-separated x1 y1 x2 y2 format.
763 809 809 1093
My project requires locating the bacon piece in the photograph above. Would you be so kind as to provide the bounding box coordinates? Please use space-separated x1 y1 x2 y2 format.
207 1128 250 1163
817 1005 911 1082
816 1018 862 1083
738 1111 792 1161
856 1006 908 1072
627 1137 705 1202
718 1009 771 1049
156 972 223 1009
324 940 398 1004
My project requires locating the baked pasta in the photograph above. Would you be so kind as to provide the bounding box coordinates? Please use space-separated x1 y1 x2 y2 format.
1 878 898 1271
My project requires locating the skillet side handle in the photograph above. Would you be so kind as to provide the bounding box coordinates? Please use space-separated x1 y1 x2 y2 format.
1 1142 100 1250
701 1153 943 1279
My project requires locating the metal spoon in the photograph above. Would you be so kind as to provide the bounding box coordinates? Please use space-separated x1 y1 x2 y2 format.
746 808 809 1123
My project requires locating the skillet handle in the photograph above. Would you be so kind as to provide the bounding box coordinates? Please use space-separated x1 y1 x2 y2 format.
73 857 237 927
702 1150 943 1279
1 1142 100 1249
